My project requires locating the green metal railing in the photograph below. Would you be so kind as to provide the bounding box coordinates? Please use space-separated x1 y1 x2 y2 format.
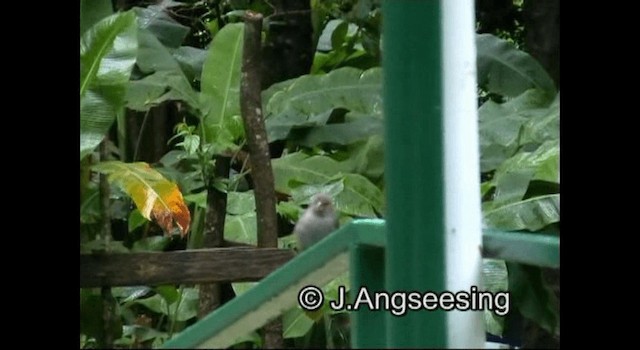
163 0 559 348
162 221 558 348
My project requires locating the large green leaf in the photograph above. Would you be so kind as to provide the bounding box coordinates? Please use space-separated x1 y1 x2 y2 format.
479 89 555 172
133 287 199 322
80 11 138 160
272 152 349 195
336 173 384 217
124 3 201 110
520 93 560 145
264 67 382 142
125 28 199 111
80 0 113 36
341 134 385 181
491 170 534 207
272 151 383 217
200 23 245 147
290 180 345 205
316 19 359 52
507 263 559 335
484 139 559 207
289 174 384 218
232 282 257 296
126 69 198 111
222 191 259 245
482 259 508 336
297 116 383 147
484 194 559 231
225 212 257 245
173 46 208 83
133 3 189 49
261 78 297 105
155 285 180 305
476 34 556 98
135 27 183 74
496 140 559 185
283 307 315 339
276 200 303 222
227 190 256 215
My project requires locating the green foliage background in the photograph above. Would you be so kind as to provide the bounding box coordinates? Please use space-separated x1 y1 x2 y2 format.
80 0 559 348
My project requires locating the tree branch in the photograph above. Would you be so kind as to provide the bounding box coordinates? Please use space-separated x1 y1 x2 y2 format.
241 11 283 348
198 157 231 319
99 139 115 348
241 12 278 249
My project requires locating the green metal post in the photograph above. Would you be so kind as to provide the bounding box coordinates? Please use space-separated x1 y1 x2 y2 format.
350 245 386 348
383 0 446 347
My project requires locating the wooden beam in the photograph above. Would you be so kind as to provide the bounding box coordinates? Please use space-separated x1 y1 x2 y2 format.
80 247 295 288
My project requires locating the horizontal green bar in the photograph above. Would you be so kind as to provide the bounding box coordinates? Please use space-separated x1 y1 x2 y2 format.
162 219 385 349
162 220 558 348
482 229 559 268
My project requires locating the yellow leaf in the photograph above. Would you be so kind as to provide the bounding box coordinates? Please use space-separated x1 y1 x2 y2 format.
93 161 191 237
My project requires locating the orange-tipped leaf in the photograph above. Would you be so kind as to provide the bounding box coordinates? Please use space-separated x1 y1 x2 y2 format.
93 161 191 237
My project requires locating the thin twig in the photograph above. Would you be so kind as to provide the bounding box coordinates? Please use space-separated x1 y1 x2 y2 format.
133 110 151 162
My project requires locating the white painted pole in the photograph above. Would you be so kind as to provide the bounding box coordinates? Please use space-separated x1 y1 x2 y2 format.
442 0 485 347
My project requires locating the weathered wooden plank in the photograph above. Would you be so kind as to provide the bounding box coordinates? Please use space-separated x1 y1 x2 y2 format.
80 248 295 288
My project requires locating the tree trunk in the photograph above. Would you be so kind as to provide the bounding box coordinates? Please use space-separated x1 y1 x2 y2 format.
523 0 560 88
261 0 314 90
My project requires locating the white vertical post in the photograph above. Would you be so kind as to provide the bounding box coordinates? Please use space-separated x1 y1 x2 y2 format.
442 0 485 347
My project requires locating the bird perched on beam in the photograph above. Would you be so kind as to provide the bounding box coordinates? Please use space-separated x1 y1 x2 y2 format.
294 193 339 251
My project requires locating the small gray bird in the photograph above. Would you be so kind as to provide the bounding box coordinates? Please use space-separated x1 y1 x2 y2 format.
294 193 339 251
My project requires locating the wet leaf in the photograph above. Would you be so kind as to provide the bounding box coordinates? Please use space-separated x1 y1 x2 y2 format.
80 11 138 160
283 306 315 339
342 134 385 181
133 4 189 49
478 89 553 172
227 190 256 215
482 259 508 336
80 0 113 36
289 174 383 218
476 33 556 98
484 194 559 231
264 67 382 142
272 152 349 195
232 282 257 296
133 288 199 322
225 212 257 245
128 208 148 232
93 161 191 237
507 263 559 335
276 201 303 222
200 23 244 147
